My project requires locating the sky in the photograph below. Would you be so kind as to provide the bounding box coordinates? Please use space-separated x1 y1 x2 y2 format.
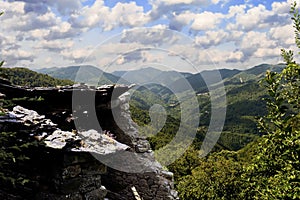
0 0 299 73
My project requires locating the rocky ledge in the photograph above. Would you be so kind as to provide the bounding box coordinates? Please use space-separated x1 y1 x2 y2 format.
0 87 178 200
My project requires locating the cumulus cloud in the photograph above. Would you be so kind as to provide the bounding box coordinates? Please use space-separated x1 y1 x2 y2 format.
271 0 300 14
269 24 295 48
14 0 82 15
44 21 79 40
70 1 149 31
0 33 16 47
26 29 50 41
149 0 219 21
227 51 245 63
152 0 210 6
169 10 225 32
232 4 290 31
36 40 74 52
2 7 59 33
254 48 280 59
0 0 296 68
196 48 245 65
169 11 195 31
61 47 95 63
191 11 224 31
120 28 179 46
227 4 246 17
236 31 275 61
1 49 36 66
69 0 109 29
194 30 229 48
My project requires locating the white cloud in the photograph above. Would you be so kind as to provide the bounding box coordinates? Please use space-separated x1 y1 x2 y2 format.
1 1 25 16
44 21 79 40
240 31 276 49
232 4 290 32
170 11 225 31
228 51 245 63
269 24 295 47
271 0 299 14
61 47 95 63
120 28 179 46
235 4 271 31
0 33 16 47
236 31 280 62
228 4 246 17
105 2 150 31
169 11 195 31
0 0 296 69
70 0 108 29
36 40 74 52
197 48 245 64
194 30 229 48
151 0 211 6
27 29 50 40
191 11 224 31
254 48 279 58
3 11 59 32
70 1 149 31
149 0 219 22
17 0 82 15
1 49 36 66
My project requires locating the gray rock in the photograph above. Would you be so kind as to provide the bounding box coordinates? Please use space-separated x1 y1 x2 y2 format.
44 129 129 155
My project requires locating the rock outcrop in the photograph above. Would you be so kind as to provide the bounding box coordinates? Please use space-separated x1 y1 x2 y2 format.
0 83 178 200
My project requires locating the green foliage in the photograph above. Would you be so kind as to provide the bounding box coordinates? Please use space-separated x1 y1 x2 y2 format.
242 2 300 199
0 67 74 87
177 151 243 200
0 131 39 188
167 146 201 180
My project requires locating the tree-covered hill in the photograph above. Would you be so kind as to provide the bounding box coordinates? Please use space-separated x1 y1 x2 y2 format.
128 64 285 152
36 65 128 85
0 67 74 87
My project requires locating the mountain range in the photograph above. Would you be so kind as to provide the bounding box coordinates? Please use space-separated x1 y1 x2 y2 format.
35 63 286 150
36 63 285 88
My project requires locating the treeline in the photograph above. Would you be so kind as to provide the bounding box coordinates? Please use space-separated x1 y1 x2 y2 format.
0 67 74 87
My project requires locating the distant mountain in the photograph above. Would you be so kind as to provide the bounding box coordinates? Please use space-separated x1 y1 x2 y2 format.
185 68 241 93
113 67 193 86
129 63 287 151
36 65 127 85
224 63 285 85
244 63 285 75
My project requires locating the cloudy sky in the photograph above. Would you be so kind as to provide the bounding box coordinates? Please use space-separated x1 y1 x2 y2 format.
0 0 299 72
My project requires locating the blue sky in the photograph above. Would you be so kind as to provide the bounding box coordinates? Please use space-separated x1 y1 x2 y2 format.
0 0 299 72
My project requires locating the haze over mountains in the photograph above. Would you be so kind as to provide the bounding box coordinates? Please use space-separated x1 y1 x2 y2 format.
36 63 285 92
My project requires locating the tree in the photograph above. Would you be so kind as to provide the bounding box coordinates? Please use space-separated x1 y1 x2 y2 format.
177 150 243 200
242 2 300 199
